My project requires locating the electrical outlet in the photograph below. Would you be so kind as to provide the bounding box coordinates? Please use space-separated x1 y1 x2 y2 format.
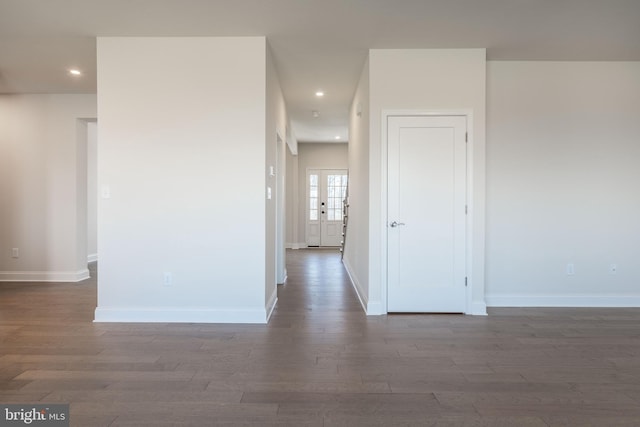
11 248 19 258
163 272 172 286
566 263 575 276
609 264 618 275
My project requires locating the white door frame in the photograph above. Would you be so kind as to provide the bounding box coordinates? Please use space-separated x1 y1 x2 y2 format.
275 130 286 284
379 109 483 315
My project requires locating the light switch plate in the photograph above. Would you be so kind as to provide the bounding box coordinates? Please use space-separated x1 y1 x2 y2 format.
101 185 111 199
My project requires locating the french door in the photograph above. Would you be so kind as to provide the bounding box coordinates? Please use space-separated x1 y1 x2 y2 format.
306 169 348 247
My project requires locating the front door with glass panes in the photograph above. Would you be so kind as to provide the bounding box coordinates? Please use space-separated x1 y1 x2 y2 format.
306 169 348 247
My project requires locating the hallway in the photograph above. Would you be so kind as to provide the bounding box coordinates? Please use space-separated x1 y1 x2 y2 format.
1 250 640 425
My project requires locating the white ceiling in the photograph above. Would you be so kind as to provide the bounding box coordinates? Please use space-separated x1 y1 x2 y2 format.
1 0 639 143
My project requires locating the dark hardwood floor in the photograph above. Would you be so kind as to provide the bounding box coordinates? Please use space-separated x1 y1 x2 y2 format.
1 249 640 426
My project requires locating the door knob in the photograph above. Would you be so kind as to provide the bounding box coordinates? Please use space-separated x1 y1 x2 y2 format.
389 221 405 228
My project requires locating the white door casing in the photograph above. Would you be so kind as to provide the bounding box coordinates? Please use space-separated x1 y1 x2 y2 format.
275 131 286 284
387 115 467 312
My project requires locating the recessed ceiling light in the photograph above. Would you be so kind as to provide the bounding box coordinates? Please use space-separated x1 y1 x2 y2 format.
315 91 324 97
335 136 341 140
68 69 82 76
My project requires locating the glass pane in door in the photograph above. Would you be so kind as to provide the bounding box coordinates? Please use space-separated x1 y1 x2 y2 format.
309 174 318 220
326 174 348 221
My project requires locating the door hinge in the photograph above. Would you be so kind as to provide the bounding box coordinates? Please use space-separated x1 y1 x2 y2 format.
465 277 468 287
465 132 468 143
465 205 468 215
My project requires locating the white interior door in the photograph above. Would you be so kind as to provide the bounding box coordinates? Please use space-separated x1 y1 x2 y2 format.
387 115 467 312
306 169 348 247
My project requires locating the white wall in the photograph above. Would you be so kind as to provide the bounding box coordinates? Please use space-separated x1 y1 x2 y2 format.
343 58 370 312
293 143 348 247
367 49 487 315
486 61 640 306
95 37 269 323
265 44 288 313
0 94 97 281
285 146 299 248
86 121 98 262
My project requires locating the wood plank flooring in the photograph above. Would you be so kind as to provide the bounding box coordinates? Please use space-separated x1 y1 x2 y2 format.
2 249 640 426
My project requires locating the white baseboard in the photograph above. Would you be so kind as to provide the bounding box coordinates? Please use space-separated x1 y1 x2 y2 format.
486 294 640 308
0 269 90 282
342 257 369 314
366 301 385 315
266 288 278 322
277 268 288 285
469 301 488 315
87 253 98 263
286 243 308 250
94 306 269 324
